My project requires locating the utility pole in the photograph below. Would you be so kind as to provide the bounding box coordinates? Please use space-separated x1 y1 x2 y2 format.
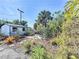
17 9 24 24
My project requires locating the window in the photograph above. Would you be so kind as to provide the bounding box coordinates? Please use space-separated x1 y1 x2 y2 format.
12 27 17 32
22 28 25 31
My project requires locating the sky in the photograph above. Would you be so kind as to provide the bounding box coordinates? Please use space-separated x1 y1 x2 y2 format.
0 0 68 28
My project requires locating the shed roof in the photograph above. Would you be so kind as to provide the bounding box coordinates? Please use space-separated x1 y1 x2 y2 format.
5 24 25 28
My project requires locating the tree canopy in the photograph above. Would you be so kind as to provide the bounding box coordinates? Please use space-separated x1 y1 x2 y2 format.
34 10 64 38
12 19 27 26
35 10 53 27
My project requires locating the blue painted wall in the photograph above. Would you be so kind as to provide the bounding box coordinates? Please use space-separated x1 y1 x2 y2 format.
1 25 10 36
1 24 25 36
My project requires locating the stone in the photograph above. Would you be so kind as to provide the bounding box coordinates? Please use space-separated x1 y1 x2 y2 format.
0 48 27 59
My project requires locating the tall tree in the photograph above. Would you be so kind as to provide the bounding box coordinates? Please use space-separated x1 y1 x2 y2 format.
54 11 65 27
34 23 37 30
36 10 53 27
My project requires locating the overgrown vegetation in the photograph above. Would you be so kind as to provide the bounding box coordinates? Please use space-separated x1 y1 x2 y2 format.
25 27 34 36
22 39 53 59
34 10 64 38
22 0 79 59
0 0 79 59
30 45 52 59
50 0 79 59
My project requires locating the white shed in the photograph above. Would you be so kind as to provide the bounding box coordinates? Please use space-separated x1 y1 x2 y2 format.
1 24 26 36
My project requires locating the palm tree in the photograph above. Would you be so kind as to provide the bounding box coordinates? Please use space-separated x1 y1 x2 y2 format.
36 10 53 27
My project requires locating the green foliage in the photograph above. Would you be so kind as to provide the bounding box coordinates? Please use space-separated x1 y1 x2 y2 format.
25 27 34 36
35 10 53 28
47 20 58 34
0 33 4 37
69 55 77 59
0 19 27 27
36 24 45 34
22 40 31 49
12 19 27 26
52 18 79 59
0 20 6 27
31 45 45 59
35 22 56 38
20 20 27 26
55 0 79 46
0 42 3 45
64 0 79 20
41 20 59 38
12 20 20 25
34 23 37 30
42 27 53 38
34 10 64 38
50 0 79 59
30 45 52 59
22 40 32 54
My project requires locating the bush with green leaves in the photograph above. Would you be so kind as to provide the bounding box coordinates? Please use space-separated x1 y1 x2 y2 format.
36 24 45 34
22 40 32 54
42 27 53 38
34 10 64 39
69 55 77 59
0 33 3 37
0 42 3 45
35 23 54 38
30 45 52 59
25 27 34 36
42 20 62 38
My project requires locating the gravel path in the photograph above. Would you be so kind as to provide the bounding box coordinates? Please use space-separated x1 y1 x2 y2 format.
0 36 36 59
0 44 28 59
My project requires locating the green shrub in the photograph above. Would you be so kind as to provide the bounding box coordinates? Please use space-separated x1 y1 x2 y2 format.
0 42 3 45
69 55 77 59
35 20 62 39
68 53 78 59
22 41 32 54
36 24 45 35
30 45 52 59
25 27 34 36
42 27 53 38
0 33 3 37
